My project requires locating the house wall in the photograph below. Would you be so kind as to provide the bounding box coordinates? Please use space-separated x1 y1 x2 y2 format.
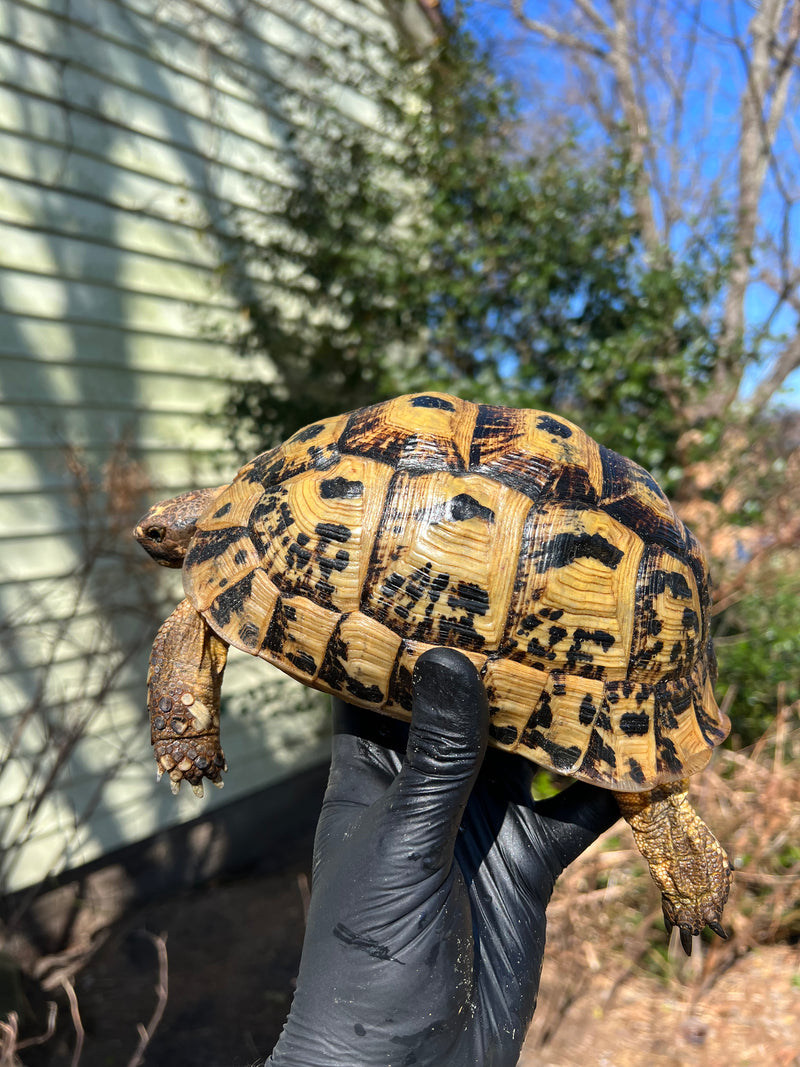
0 0 434 893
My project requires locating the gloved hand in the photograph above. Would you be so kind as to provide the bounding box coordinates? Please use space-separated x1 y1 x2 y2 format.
267 648 619 1067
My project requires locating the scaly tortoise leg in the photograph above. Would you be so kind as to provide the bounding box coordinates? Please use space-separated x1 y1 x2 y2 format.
148 597 229 797
616 780 732 955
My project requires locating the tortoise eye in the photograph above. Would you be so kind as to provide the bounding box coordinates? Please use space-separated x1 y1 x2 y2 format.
146 526 165 543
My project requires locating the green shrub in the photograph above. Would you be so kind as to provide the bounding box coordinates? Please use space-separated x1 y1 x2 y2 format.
714 563 800 743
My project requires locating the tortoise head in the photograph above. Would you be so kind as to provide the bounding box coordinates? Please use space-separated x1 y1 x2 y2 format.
134 486 225 567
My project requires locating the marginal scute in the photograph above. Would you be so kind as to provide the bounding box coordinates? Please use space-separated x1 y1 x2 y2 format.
209 568 279 652
262 593 340 681
384 639 487 721
694 667 727 747
599 682 658 784
517 669 617 778
185 527 260 612
481 655 550 753
243 413 350 490
318 611 403 707
651 667 717 781
197 477 262 532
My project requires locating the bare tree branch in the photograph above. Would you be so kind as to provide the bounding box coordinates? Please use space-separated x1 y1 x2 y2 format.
749 333 800 410
510 1 609 57
605 0 662 250
508 0 800 414
572 0 614 36
572 49 618 131
718 0 799 402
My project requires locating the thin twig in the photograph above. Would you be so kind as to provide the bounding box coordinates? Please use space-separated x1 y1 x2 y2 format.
0 1012 18 1067
62 977 85 1067
15 1002 57 1051
126 932 169 1067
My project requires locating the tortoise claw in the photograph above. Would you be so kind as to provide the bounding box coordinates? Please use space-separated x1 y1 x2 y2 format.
666 908 728 953
191 781 205 799
679 926 694 956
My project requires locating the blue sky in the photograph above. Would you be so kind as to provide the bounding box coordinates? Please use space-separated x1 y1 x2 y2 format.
446 0 800 407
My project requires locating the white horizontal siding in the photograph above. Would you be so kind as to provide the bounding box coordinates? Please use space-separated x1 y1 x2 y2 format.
4 354 241 408
0 172 268 270
0 0 433 892
0 223 246 306
0 48 298 196
0 661 330 892
0 316 254 378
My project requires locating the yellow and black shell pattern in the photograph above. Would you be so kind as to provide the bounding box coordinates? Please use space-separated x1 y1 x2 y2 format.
183 393 729 792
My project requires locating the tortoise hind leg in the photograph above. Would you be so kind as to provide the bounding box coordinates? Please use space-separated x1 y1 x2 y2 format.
148 597 229 797
615 780 732 955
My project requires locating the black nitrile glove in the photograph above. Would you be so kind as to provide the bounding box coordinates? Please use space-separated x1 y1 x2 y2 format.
267 648 619 1067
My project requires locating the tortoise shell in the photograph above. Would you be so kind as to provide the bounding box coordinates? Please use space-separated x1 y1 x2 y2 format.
183 392 729 792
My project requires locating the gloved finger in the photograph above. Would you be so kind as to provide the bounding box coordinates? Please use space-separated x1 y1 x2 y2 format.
312 702 410 873
533 780 620 872
383 647 488 872
325 699 408 809
332 699 410 758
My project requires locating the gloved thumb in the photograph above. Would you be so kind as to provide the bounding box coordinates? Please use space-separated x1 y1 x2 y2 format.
383 647 488 873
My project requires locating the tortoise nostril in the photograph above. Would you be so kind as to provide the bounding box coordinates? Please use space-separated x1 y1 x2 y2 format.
146 526 166 543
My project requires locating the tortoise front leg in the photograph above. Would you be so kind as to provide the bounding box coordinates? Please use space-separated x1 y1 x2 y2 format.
148 597 229 797
615 781 732 955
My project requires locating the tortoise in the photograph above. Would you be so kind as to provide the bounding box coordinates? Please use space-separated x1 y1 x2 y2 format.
135 392 731 952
